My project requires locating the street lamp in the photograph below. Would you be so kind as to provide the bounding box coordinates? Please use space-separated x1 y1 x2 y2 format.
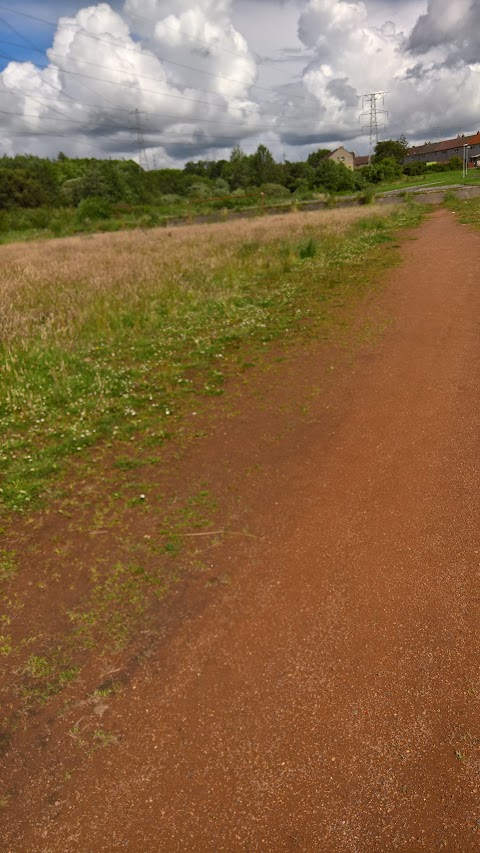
463 144 471 178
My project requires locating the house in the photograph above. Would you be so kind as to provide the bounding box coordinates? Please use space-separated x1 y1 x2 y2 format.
354 155 370 168
405 132 480 166
328 147 355 171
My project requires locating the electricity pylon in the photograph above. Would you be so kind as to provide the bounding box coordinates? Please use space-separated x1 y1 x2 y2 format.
132 108 149 171
360 92 388 160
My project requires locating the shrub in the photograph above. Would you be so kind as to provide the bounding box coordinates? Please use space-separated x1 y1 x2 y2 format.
212 179 230 197
159 194 183 205
448 156 463 171
426 162 450 173
76 197 113 223
260 183 291 198
403 162 428 176
188 182 211 199
358 186 376 205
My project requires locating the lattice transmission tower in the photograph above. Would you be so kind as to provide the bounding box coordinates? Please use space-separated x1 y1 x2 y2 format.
132 108 149 171
360 92 388 159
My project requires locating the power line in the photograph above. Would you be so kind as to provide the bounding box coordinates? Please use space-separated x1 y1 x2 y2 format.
0 102 283 144
0 4 273 94
0 38 271 116
0 47 260 117
0 86 279 130
0 44 293 132
0 37 80 125
0 12 317 158
0 37 269 109
0 17 151 114
0 97 298 143
0 106 138 132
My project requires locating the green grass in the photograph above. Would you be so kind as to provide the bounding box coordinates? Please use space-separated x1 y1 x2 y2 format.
0 204 429 727
0 205 425 514
0 550 17 583
443 193 480 227
21 652 79 706
375 169 480 195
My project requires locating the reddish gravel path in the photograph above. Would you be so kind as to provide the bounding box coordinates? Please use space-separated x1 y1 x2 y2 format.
6 209 480 851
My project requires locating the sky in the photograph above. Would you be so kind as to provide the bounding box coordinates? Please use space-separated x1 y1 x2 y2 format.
0 0 478 167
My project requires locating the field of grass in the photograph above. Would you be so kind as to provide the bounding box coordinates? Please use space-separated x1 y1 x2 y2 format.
0 203 424 514
375 169 480 195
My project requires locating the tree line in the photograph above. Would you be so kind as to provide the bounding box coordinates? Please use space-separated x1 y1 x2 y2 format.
0 138 463 211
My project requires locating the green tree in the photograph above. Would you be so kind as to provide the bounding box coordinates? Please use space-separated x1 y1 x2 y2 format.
372 136 408 164
0 168 48 208
250 145 278 185
307 149 332 168
363 156 402 183
313 159 360 192
225 145 252 189
281 161 316 192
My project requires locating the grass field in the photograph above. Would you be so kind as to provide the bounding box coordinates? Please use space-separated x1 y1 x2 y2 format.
0 203 424 514
375 169 480 195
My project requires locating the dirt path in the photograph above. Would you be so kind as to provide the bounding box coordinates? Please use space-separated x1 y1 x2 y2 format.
5 209 480 851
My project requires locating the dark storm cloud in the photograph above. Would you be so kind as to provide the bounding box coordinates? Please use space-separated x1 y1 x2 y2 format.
326 77 358 108
407 0 480 64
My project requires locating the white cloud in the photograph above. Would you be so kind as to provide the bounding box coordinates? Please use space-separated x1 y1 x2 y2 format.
290 0 480 151
0 1 266 163
0 0 479 164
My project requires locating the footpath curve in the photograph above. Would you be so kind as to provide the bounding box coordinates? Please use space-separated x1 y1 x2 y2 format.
6 209 480 852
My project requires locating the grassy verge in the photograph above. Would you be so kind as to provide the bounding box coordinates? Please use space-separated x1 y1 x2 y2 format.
0 204 424 515
375 169 480 195
443 192 480 225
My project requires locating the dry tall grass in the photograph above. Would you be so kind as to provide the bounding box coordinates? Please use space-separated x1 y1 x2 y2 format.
0 206 398 346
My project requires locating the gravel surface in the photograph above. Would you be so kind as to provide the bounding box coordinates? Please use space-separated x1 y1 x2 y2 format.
5 209 480 852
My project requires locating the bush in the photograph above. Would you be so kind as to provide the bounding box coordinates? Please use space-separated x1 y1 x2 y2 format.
313 159 359 192
159 194 183 205
76 197 113 223
448 156 463 171
188 182 211 199
403 162 428 176
260 183 291 198
212 179 230 197
358 186 376 205
426 162 450 173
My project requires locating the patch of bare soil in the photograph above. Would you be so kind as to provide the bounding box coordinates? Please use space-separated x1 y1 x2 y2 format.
4 210 480 851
